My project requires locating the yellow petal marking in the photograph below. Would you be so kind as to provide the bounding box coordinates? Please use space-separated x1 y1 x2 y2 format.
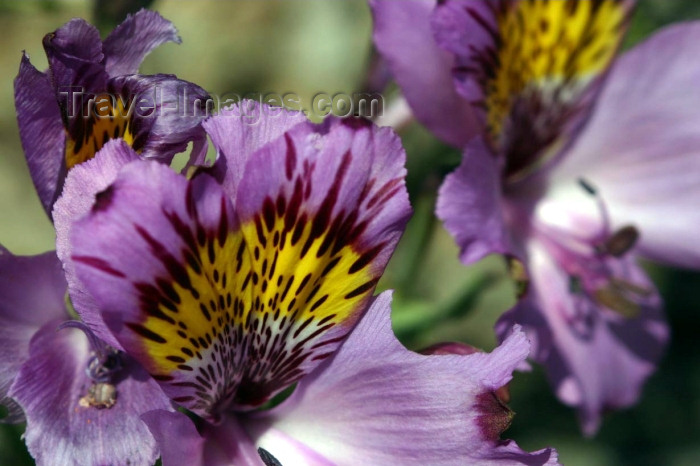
486 0 628 143
65 93 135 169
130 191 376 411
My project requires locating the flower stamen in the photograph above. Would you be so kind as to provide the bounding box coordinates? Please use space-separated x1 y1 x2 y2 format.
59 321 124 409
78 382 117 410
596 225 639 258
537 182 650 322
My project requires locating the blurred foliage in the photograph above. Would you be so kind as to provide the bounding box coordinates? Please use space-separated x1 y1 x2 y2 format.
93 0 155 32
0 1 699 465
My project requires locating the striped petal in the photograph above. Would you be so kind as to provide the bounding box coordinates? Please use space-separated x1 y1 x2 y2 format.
432 0 633 181
63 73 210 171
54 139 140 350
203 100 308 199
69 117 410 419
247 293 559 465
234 118 410 274
369 0 480 147
232 118 411 404
14 54 68 215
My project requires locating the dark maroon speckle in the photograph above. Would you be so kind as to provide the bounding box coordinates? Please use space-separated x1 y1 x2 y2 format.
92 185 115 212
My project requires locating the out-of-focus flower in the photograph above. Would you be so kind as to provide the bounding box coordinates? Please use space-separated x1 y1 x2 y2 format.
14 9 210 217
0 246 171 465
46 102 558 464
371 0 700 434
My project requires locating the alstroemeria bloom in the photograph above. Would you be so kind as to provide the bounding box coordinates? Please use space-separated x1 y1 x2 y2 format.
49 103 558 464
372 0 700 433
15 9 210 216
0 246 171 465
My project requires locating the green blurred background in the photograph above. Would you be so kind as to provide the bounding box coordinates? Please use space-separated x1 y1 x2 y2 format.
1 1 699 464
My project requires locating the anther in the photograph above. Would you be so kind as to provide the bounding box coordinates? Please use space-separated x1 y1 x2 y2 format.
79 382 117 409
609 277 653 298
86 348 123 383
594 276 651 319
593 285 640 318
258 448 283 466
597 225 639 257
578 177 597 196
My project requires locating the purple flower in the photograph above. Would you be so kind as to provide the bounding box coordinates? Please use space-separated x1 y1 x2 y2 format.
14 9 211 217
42 102 558 464
0 246 171 465
372 0 700 434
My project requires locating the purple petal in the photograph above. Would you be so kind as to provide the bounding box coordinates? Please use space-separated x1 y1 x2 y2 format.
0 247 67 423
246 292 558 465
14 54 67 215
37 15 209 178
146 411 263 466
42 18 107 95
201 416 266 465
369 0 479 147
106 73 210 162
202 100 308 198
436 137 512 264
545 22 700 269
429 0 495 108
9 322 171 465
432 0 633 180
236 116 411 260
144 410 266 466
141 410 205 466
45 18 103 63
496 241 668 435
54 139 140 350
103 9 181 76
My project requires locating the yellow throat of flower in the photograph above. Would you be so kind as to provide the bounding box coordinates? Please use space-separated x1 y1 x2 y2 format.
486 0 628 144
65 93 135 169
